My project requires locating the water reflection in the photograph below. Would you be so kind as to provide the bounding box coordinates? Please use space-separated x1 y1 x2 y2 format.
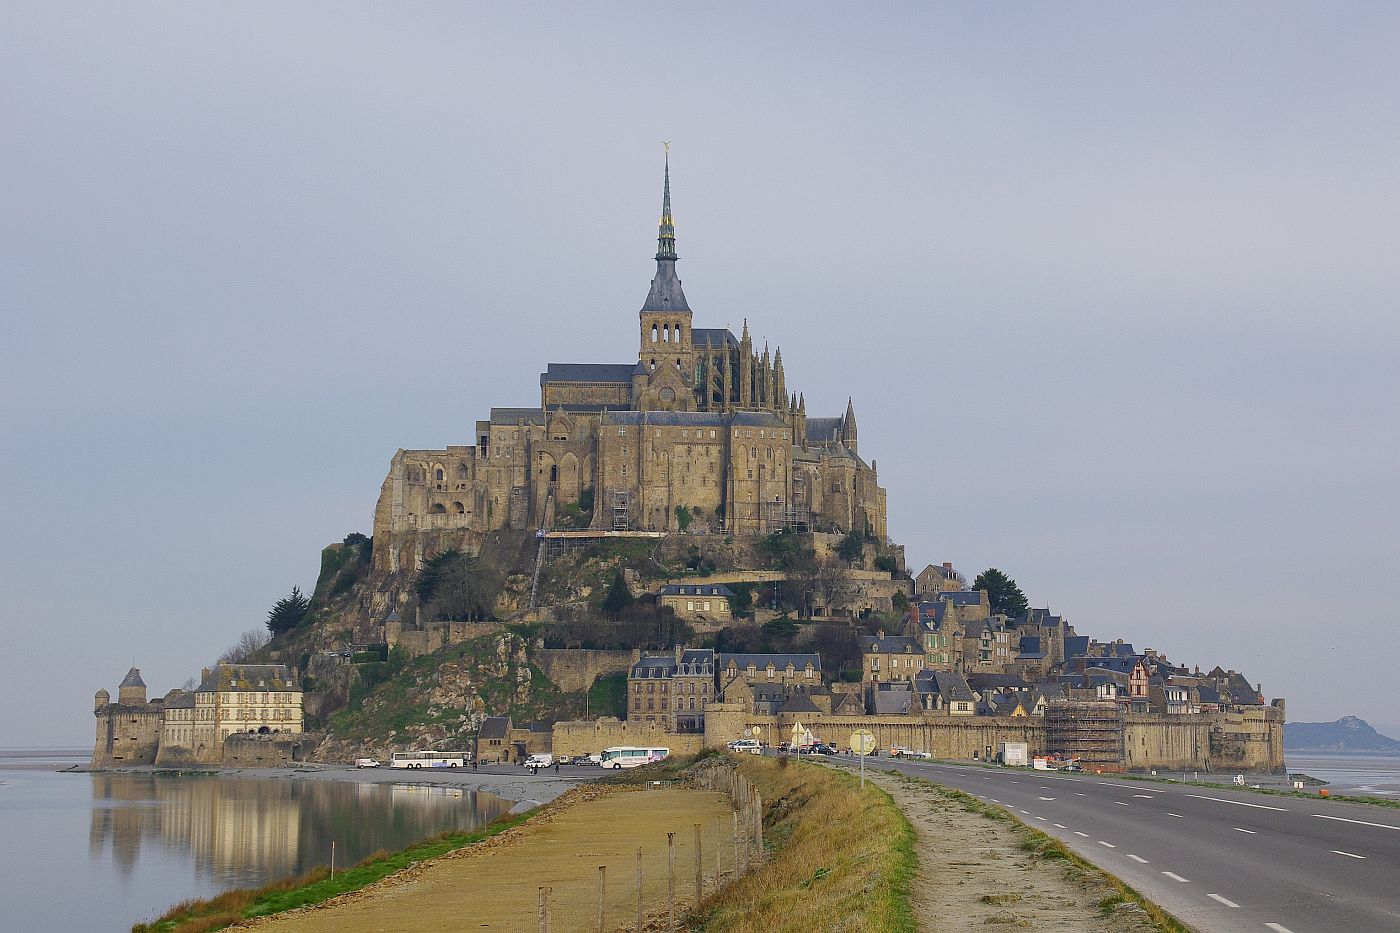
87 773 511 890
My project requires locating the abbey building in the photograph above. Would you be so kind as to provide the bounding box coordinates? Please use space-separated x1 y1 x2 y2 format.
372 156 886 566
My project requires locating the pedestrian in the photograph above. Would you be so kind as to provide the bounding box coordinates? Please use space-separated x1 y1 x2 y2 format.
553 759 560 774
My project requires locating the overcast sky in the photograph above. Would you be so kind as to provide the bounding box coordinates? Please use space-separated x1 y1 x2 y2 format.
2 3 1396 746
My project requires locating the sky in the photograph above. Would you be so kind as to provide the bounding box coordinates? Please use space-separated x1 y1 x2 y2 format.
1 3 1397 746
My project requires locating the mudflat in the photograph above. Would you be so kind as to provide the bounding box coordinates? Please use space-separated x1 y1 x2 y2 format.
237 786 735 931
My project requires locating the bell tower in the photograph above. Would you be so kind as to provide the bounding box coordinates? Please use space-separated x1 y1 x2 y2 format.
639 144 693 372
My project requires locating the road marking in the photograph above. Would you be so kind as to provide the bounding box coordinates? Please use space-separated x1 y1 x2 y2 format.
1264 924 1294 933
1313 814 1400 831
1185 794 1289 812
1097 841 1116 848
1127 854 1148 863
1038 796 1056 801
1098 782 1137 789
1161 871 1189 883
1167 813 1184 818
989 798 1000 803
1233 828 1257 834
1206 894 1240 908
1053 823 1067 829
1075 831 1089 837
1331 849 1367 859
1075 792 1087 796
1019 809 1031 815
1035 816 1047 821
1133 794 1155 799
1115 801 1130 806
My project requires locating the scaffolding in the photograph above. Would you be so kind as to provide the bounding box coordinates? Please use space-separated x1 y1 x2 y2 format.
1045 700 1125 769
610 490 631 531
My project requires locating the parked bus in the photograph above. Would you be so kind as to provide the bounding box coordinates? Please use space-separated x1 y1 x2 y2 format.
390 750 467 769
599 746 669 769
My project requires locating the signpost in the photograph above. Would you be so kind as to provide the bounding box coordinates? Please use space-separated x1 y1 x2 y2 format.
850 729 875 788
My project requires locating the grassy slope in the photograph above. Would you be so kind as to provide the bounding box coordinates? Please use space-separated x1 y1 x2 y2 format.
698 755 917 933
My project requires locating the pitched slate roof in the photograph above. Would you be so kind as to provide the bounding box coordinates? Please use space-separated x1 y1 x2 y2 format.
540 363 639 386
602 410 729 427
660 584 737 598
831 691 866 715
718 653 821 672
872 684 914 716
1064 635 1090 658
120 667 146 689
780 691 821 714
691 328 737 348
196 663 296 693
915 670 977 703
967 673 1031 692
858 635 923 655
805 417 843 444
1017 636 1045 659
489 407 546 425
478 716 511 739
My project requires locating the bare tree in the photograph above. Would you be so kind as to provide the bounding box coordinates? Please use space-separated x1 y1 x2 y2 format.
219 628 271 664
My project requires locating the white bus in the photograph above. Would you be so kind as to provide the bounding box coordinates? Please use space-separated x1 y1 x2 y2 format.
600 746 669 769
390 750 467 769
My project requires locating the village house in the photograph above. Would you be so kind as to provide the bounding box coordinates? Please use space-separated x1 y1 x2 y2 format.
657 583 736 621
627 647 715 732
858 633 925 683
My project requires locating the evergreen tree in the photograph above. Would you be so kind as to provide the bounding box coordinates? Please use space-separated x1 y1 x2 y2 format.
601 569 634 619
972 568 1028 620
266 586 310 635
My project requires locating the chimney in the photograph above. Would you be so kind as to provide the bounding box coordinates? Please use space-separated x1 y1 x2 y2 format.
674 644 684 664
943 562 952 571
202 667 211 682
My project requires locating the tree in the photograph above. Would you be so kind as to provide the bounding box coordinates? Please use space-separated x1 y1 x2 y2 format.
417 550 501 622
220 628 270 663
973 568 1028 620
601 569 635 619
674 505 693 532
837 529 865 564
266 586 310 635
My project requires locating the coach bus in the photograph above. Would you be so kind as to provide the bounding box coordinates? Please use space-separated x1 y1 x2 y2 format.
599 746 669 769
390 750 467 769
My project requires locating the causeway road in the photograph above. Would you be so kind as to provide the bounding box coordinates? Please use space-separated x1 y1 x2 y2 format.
831 754 1400 933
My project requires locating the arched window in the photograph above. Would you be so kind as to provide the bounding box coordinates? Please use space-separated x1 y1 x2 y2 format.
453 501 465 513
457 465 468 480
651 323 659 343
434 468 444 482
662 325 670 343
672 323 681 343
429 503 446 514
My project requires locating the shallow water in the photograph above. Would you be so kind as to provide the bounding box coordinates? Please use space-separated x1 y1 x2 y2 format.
0 749 511 931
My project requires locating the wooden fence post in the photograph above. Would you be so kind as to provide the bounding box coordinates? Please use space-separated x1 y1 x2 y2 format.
667 831 677 932
538 886 551 933
597 864 606 933
694 822 703 903
636 846 644 933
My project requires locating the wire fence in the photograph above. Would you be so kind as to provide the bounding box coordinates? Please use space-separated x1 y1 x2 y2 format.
534 768 763 932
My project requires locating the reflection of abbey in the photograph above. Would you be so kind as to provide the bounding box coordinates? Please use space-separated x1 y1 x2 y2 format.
373 155 885 569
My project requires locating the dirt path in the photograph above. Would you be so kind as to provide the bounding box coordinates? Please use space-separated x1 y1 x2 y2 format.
864 770 1160 932
237 785 735 932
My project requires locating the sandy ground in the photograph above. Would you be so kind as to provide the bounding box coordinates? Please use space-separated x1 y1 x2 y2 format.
236 785 736 932
863 769 1158 933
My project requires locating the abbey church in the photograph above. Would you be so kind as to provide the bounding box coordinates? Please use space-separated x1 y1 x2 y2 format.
372 156 886 567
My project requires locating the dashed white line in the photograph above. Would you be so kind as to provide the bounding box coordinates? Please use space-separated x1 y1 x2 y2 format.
1019 809 1030 815
1098 782 1138 789
1097 841 1116 848
1053 823 1067 829
989 798 1000 803
1074 792 1087 796
1206 894 1240 908
1264 924 1294 933
1161 871 1190 883
1126 854 1148 863
1167 813 1184 818
1132 794 1155 799
1233 827 1257 834
1074 831 1089 837
1035 816 1047 821
1331 849 1367 859
1037 796 1056 801
1185 794 1288 812
1313 813 1400 831
1115 801 1130 806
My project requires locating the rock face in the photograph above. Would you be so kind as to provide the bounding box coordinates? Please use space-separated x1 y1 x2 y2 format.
1285 716 1400 753
312 631 557 762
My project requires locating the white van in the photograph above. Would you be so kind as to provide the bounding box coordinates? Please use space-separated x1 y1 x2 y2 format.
523 754 553 768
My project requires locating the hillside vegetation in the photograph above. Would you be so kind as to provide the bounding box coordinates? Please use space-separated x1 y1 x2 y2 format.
1285 716 1400 753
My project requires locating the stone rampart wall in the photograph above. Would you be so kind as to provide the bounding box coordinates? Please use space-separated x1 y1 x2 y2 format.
552 718 704 759
534 648 637 693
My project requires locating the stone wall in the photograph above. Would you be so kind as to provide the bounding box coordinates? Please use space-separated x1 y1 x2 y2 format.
552 717 704 759
91 704 163 766
392 621 505 658
534 648 637 693
224 732 321 766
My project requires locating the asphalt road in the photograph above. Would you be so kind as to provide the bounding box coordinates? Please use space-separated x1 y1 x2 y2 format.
829 754 1400 933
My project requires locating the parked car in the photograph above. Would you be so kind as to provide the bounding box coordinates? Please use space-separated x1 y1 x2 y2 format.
728 740 762 754
890 745 914 758
523 754 553 768
584 753 602 765
810 743 838 755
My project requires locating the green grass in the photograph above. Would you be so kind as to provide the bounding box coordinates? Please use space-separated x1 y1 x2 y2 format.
586 671 628 718
132 810 538 933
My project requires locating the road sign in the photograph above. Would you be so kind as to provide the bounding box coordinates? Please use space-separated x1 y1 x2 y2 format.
850 730 875 756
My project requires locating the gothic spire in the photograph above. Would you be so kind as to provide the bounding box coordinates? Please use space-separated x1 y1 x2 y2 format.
656 145 677 262
641 143 690 313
